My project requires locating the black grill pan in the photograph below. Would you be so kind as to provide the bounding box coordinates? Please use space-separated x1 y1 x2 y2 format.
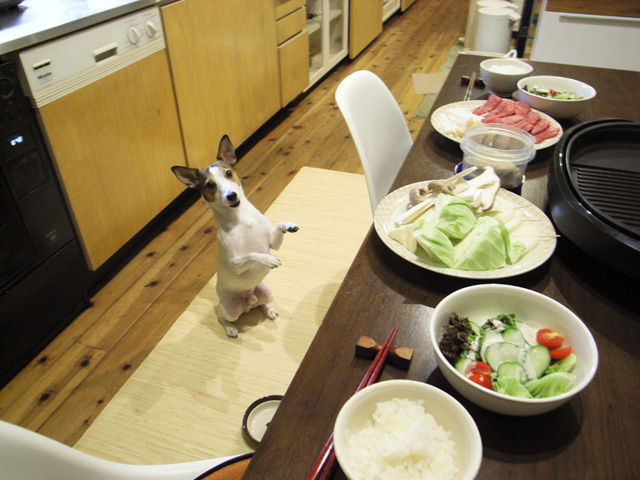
549 119 640 278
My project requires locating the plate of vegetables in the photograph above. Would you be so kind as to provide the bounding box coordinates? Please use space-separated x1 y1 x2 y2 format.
373 179 557 279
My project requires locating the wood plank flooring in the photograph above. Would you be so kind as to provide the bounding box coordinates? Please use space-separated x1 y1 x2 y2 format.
0 0 469 447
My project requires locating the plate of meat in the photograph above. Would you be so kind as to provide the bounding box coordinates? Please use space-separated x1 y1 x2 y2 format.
431 95 563 150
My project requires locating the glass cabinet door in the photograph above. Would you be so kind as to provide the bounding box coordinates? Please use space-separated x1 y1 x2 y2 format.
306 0 348 87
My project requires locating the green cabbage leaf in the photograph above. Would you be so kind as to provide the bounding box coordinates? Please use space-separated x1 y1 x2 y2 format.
414 219 454 267
453 216 506 271
431 194 477 240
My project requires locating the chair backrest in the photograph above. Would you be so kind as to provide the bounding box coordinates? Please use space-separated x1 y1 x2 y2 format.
335 70 413 213
0 420 239 480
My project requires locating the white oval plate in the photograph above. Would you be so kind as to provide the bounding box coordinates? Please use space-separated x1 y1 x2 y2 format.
430 100 563 150
373 181 558 279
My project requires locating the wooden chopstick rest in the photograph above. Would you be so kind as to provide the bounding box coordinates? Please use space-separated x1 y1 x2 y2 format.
461 75 485 88
355 335 413 370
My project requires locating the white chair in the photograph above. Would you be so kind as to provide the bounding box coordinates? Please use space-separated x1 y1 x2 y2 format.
335 70 413 213
0 420 243 480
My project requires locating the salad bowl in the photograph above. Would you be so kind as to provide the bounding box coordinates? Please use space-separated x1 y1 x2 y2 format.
430 284 599 416
516 75 596 119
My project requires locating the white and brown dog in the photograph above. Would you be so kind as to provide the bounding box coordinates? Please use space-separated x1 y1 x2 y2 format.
172 135 298 338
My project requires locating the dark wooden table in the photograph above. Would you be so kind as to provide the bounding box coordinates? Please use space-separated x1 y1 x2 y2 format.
242 55 640 479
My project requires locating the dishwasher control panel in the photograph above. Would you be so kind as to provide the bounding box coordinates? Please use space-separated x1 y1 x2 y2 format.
19 6 164 104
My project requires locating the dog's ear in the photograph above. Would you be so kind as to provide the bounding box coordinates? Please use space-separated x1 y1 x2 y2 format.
171 166 202 188
216 135 237 166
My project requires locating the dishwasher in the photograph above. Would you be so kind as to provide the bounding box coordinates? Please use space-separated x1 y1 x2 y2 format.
17 6 186 271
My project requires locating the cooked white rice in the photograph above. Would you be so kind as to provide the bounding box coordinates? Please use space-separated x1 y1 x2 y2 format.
344 398 457 480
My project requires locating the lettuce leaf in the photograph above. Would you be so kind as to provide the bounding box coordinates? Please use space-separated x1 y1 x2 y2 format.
453 216 506 271
525 372 576 398
414 221 454 267
430 194 477 240
493 376 533 398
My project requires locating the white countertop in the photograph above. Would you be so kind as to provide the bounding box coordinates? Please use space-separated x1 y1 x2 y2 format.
0 0 158 55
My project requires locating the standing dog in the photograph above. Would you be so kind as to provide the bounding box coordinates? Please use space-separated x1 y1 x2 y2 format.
171 135 298 338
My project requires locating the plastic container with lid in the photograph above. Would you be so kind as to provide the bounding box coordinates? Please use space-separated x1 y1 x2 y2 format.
460 123 535 189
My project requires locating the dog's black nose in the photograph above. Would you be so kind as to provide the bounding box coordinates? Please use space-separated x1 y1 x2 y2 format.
227 192 237 203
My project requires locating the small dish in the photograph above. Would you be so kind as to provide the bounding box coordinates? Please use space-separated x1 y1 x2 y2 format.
242 395 283 449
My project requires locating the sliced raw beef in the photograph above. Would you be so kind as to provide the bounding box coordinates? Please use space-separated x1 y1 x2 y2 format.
513 111 541 132
492 115 526 126
514 101 531 116
514 119 534 132
531 118 550 135
472 94 502 115
468 95 559 144
534 125 560 143
483 99 517 122
525 111 540 125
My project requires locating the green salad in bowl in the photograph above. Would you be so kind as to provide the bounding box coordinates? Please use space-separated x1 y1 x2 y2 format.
525 84 581 100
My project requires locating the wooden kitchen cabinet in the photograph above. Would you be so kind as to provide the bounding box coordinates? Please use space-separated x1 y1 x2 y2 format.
349 0 383 59
276 0 309 106
161 0 281 168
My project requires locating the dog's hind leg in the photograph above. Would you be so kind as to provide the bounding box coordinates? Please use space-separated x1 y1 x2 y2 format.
216 307 239 338
216 293 243 338
253 282 277 319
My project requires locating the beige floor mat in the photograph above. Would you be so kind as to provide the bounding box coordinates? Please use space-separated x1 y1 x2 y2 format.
73 167 372 465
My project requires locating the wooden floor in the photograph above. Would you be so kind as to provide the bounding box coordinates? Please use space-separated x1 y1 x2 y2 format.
0 0 468 447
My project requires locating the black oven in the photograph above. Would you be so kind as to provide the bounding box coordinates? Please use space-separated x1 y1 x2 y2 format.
0 60 91 387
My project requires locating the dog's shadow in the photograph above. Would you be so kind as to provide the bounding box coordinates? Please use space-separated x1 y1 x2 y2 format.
137 274 339 402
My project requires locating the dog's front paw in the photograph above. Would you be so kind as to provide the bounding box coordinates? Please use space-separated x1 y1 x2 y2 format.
262 255 282 269
279 222 299 233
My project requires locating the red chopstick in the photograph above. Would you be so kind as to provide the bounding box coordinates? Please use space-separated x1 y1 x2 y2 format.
305 327 399 480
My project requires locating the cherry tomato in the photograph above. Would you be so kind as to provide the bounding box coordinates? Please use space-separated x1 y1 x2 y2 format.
550 345 572 360
468 373 493 390
536 328 564 349
464 361 492 378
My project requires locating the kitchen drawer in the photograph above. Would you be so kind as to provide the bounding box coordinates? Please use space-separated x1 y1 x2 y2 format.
278 29 309 106
277 6 307 45
276 0 305 19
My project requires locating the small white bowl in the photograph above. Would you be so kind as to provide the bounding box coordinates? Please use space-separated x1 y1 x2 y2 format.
480 58 533 96
334 380 482 480
517 75 596 119
430 284 599 416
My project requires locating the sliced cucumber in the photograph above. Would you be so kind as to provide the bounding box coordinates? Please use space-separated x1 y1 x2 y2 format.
485 342 521 371
523 344 551 379
497 361 527 382
480 329 504 362
502 327 525 347
455 357 472 375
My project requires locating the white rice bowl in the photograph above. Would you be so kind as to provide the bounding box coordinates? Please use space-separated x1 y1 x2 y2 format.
333 380 482 480
345 398 456 479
